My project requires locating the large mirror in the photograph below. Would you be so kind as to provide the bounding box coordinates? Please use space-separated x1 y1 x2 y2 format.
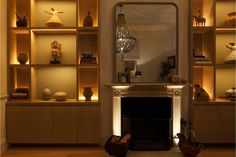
115 2 178 83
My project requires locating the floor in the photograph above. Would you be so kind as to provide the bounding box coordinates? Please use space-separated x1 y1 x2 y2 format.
1 145 235 157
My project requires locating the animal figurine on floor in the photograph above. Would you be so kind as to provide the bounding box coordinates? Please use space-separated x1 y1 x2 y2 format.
193 10 206 27
193 84 210 101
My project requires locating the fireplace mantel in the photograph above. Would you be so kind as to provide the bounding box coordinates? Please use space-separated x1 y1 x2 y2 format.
107 83 185 138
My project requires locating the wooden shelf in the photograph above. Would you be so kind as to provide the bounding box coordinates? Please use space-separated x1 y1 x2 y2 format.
31 28 77 34
193 26 215 33
10 27 29 34
216 27 236 33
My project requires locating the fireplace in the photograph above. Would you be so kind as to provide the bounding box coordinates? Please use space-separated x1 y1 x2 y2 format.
121 97 172 150
109 83 184 150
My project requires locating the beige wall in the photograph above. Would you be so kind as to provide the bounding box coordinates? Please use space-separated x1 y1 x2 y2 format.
0 0 8 153
100 0 189 144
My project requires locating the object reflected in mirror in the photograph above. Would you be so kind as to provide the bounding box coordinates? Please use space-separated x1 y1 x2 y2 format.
135 71 142 77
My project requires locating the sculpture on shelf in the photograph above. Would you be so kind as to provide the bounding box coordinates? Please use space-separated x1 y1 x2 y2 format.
193 10 206 27
45 8 64 27
41 87 52 100
16 12 28 27
83 11 93 27
224 12 236 27
54 90 67 101
193 84 210 101
50 40 62 64
224 41 236 64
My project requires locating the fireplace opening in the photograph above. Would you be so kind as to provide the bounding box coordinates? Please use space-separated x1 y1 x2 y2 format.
121 97 172 150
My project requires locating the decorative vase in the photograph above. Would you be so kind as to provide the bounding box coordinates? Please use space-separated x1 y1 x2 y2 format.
42 87 52 100
18 53 28 64
54 91 67 101
225 41 236 64
224 12 236 27
83 87 93 101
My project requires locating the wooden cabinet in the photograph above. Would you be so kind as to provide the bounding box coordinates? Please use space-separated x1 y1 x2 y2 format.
7 0 100 145
53 106 77 144
6 105 30 143
189 0 235 144
6 102 100 144
7 0 99 101
192 103 235 143
77 105 100 144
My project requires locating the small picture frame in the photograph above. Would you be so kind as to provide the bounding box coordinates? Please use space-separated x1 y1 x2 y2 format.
167 56 175 69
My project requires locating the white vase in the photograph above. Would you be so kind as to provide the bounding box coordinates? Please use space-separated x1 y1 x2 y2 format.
42 87 52 100
54 91 67 101
225 41 236 64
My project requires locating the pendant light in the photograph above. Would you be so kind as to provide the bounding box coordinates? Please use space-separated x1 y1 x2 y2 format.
116 5 136 53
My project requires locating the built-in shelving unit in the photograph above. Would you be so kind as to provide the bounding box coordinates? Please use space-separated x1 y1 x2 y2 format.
189 0 235 143
7 0 100 144
7 0 99 101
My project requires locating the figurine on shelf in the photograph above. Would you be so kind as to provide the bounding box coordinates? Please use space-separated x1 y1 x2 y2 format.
193 84 210 101
50 40 62 64
83 11 93 27
45 8 64 27
193 10 206 27
224 12 236 27
16 12 28 27
224 41 236 64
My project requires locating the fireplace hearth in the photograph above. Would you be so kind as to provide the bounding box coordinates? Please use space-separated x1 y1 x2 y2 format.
121 97 172 150
109 83 184 150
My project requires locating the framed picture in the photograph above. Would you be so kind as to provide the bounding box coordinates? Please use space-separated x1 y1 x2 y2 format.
167 56 175 69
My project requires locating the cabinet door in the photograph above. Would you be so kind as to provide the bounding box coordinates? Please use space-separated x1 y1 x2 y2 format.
77 105 100 144
193 105 218 143
53 106 77 144
6 106 30 143
218 105 235 143
30 106 53 143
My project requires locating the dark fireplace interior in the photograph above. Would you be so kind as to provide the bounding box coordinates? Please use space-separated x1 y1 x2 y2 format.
121 97 172 150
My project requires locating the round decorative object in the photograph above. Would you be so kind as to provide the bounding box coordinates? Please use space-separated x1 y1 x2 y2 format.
54 91 67 101
224 12 236 27
83 87 93 101
225 41 236 64
171 75 181 84
42 87 52 100
18 53 28 64
225 87 236 98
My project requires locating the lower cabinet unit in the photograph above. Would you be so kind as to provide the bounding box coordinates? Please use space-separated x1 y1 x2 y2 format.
53 106 77 144
30 106 53 144
6 102 100 144
192 103 235 143
6 106 30 144
77 105 100 144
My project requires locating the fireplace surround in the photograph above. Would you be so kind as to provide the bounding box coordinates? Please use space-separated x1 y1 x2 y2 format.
109 83 184 150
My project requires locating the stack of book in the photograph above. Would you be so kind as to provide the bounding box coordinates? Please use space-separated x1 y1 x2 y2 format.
194 55 212 64
11 88 29 99
80 57 97 64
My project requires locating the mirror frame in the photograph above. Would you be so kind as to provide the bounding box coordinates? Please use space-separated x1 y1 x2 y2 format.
113 2 179 83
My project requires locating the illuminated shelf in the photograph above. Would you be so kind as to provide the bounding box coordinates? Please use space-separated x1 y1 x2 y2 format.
10 27 29 34
216 27 236 33
193 26 215 34
31 28 77 34
31 64 77 67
